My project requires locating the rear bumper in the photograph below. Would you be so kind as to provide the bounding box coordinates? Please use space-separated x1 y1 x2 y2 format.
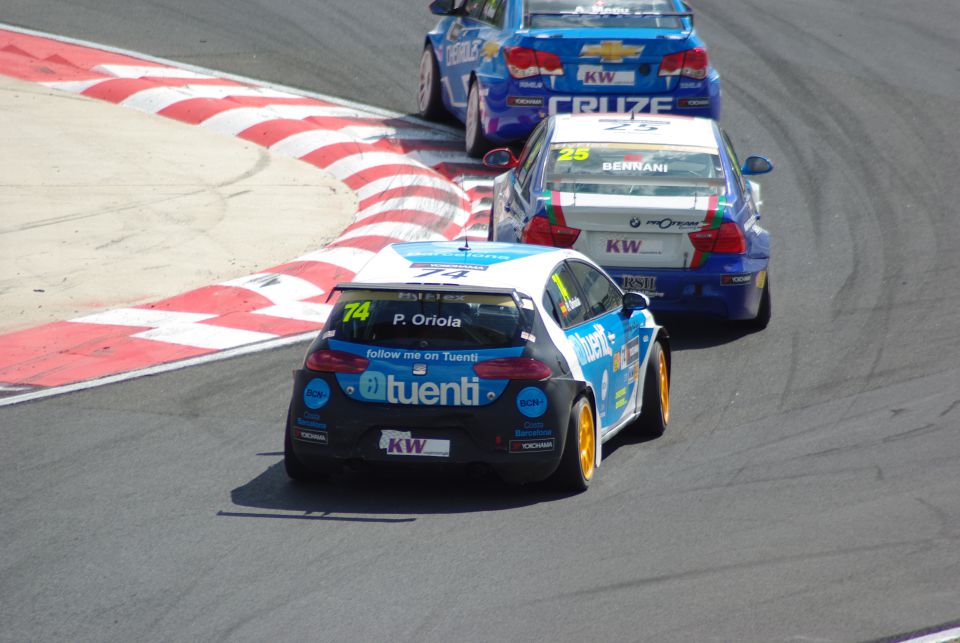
288 370 582 484
605 257 768 320
480 72 721 143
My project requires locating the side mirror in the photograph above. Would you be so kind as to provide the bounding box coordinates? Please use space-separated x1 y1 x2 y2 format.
622 291 650 314
741 155 773 176
483 147 520 170
429 0 459 15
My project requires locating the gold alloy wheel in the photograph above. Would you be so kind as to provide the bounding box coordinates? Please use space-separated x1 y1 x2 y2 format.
578 403 595 480
658 351 670 425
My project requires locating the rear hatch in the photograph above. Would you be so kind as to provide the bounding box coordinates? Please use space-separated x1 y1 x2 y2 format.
319 287 534 407
558 192 720 269
542 141 726 268
520 0 692 94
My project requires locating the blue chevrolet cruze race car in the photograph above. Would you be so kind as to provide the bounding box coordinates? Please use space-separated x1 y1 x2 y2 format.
419 0 721 156
483 113 774 325
284 241 670 492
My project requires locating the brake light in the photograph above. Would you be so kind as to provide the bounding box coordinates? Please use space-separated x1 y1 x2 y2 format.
687 221 745 254
474 358 552 380
521 216 581 248
305 350 369 373
659 47 708 80
504 47 564 78
535 50 564 76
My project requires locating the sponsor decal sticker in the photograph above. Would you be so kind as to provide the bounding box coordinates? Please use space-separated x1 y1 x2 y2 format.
577 65 635 86
623 275 664 298
548 96 672 115
507 95 544 107
446 39 481 66
410 262 488 272
646 217 702 230
516 386 548 418
303 378 331 409
570 323 614 365
379 430 450 457
514 421 553 438
296 418 328 429
721 274 752 286
295 428 328 444
358 371 481 406
606 239 644 254
606 238 663 256
509 438 555 453
678 97 710 109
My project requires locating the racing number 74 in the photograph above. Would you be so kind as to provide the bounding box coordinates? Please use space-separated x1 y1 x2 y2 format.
342 300 371 322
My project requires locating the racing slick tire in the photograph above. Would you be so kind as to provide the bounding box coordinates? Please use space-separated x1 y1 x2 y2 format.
465 80 493 158
417 45 446 121
636 341 670 439
745 274 771 330
284 406 327 483
550 396 596 493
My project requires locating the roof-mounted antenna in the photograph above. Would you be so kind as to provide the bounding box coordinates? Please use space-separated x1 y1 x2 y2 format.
458 235 471 252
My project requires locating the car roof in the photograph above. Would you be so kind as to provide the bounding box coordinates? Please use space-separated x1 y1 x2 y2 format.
549 114 719 149
350 242 578 296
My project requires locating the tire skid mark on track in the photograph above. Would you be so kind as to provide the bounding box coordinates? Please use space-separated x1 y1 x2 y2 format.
0 27 498 400
699 4 911 410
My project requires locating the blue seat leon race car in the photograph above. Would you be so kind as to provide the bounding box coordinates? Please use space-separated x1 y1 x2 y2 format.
419 0 721 156
284 241 671 492
483 113 775 326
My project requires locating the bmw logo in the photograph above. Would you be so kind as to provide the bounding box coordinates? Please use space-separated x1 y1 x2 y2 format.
630 217 642 228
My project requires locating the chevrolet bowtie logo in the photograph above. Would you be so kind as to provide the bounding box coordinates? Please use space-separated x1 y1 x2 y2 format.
580 41 644 63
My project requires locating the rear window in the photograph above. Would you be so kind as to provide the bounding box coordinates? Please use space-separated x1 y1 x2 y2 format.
525 0 683 29
544 142 724 197
326 289 524 350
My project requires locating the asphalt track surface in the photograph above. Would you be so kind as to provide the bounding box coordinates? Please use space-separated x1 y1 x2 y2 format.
3 2 960 641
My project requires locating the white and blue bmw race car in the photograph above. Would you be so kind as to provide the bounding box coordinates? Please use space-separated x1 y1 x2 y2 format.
285 241 670 492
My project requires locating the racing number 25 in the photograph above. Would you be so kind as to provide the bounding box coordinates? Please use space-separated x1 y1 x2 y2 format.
557 147 589 161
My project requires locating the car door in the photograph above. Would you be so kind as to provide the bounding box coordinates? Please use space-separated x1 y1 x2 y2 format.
437 0 489 113
566 260 641 431
493 118 549 242
720 128 769 258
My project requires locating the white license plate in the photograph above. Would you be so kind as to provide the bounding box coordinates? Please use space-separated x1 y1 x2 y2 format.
622 275 657 291
378 430 450 457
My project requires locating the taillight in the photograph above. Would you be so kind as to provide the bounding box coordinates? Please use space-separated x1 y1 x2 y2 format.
535 50 563 76
521 216 581 248
504 47 564 79
474 358 552 380
687 222 745 254
659 47 708 80
305 350 369 373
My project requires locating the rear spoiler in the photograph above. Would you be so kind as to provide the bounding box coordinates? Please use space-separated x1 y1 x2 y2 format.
547 175 724 187
330 281 529 310
525 10 694 28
